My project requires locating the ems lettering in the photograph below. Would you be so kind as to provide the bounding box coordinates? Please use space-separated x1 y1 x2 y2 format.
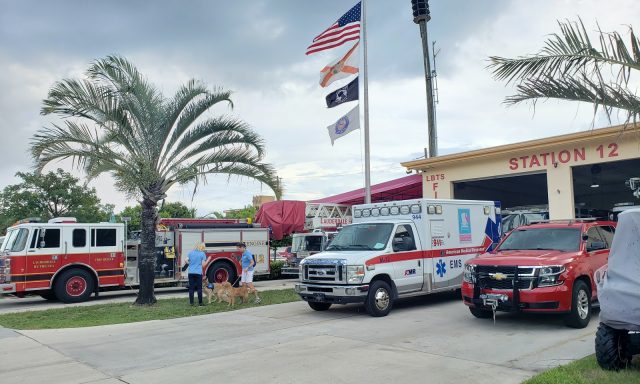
449 259 463 269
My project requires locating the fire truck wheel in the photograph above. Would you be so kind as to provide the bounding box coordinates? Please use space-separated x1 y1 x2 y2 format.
365 280 393 317
308 302 332 311
54 269 95 303
207 262 235 284
39 291 58 301
564 280 591 328
469 307 493 319
595 323 632 371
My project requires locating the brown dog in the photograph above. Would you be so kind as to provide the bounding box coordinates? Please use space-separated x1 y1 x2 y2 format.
202 278 228 304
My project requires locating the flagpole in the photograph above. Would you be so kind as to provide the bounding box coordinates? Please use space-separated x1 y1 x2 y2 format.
361 0 372 204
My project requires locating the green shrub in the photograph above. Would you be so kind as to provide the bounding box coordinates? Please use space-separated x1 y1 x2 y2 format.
269 260 285 279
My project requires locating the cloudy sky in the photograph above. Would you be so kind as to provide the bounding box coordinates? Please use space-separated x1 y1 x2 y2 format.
0 0 637 215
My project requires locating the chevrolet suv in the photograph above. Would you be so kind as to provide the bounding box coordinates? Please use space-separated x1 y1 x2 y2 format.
462 220 616 328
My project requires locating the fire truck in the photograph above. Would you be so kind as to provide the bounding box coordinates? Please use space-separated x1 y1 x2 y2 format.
0 217 269 303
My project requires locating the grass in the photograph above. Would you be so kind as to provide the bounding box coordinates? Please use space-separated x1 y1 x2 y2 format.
523 354 640 384
0 288 300 330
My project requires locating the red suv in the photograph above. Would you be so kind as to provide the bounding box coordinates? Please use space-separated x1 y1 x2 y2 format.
462 220 616 328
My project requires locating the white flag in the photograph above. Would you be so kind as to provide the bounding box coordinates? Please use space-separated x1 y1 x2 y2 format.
327 104 360 145
319 43 359 88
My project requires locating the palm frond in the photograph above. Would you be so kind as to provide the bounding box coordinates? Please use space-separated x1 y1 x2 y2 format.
489 18 640 84
506 74 640 124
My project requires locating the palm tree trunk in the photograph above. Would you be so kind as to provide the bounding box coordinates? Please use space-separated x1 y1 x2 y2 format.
134 197 158 305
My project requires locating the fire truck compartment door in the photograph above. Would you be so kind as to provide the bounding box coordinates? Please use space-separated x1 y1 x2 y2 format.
180 232 202 271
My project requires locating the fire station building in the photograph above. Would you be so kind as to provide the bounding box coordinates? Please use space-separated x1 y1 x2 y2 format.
402 124 640 220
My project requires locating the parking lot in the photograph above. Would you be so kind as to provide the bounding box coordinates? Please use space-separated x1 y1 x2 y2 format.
1 291 599 384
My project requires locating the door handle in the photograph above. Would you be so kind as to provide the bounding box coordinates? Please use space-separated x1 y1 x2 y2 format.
418 260 421 267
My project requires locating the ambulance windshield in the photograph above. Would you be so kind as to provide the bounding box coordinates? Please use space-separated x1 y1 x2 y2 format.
325 223 393 251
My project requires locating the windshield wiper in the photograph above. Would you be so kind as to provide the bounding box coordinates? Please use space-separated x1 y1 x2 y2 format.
347 244 375 250
326 245 345 251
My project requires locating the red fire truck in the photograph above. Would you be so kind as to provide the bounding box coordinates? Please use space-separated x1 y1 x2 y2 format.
0 217 269 303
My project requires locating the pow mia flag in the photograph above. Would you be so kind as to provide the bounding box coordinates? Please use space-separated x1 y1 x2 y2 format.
325 76 359 108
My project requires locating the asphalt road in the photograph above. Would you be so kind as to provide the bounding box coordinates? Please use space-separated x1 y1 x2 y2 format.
0 278 298 314
1 290 600 384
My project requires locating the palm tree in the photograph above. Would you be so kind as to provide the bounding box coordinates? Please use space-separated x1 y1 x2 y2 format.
489 19 640 124
32 56 281 305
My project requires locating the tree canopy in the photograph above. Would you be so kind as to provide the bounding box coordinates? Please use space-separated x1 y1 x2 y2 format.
0 169 113 232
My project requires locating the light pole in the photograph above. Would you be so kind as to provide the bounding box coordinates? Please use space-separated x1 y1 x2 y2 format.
411 0 438 158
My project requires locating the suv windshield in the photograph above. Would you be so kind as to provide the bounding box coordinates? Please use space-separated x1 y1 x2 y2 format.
325 223 393 251
498 227 581 252
291 235 324 253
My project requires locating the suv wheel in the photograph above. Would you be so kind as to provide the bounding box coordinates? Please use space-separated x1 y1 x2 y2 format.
365 280 393 317
469 307 493 319
564 280 591 328
595 323 632 370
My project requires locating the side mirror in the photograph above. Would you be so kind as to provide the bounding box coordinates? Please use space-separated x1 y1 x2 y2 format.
582 234 589 241
39 240 46 248
392 237 403 252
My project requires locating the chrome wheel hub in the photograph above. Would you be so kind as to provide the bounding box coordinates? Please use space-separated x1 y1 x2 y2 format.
374 288 390 311
577 290 589 319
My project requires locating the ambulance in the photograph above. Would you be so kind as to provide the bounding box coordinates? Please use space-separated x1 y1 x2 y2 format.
294 198 501 316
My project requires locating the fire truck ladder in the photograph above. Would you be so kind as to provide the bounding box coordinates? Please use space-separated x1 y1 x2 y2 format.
304 203 352 231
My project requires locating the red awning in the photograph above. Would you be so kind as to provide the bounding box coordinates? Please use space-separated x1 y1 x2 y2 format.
310 174 423 205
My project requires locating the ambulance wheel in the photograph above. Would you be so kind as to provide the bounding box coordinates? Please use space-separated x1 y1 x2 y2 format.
308 302 332 311
469 307 493 319
39 290 57 301
595 323 632 370
54 269 94 303
208 262 235 284
365 280 393 317
564 280 591 328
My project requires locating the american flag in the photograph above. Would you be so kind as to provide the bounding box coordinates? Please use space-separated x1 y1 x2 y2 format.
306 2 361 56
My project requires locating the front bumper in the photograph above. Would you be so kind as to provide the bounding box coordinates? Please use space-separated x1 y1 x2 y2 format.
461 282 571 313
295 283 368 304
0 283 16 294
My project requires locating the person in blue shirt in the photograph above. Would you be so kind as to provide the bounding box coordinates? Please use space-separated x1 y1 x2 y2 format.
237 242 260 303
186 242 210 306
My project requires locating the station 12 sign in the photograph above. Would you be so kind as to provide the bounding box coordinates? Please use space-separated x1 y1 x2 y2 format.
508 143 619 171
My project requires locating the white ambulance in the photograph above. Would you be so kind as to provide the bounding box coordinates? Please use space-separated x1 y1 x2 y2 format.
294 198 501 316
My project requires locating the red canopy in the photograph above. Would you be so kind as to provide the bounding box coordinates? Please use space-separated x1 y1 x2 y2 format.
254 200 306 240
310 174 423 205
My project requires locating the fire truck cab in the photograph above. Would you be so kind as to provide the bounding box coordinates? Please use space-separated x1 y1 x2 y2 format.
0 218 125 303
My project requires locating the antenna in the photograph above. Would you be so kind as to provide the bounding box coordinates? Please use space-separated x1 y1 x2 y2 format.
431 41 440 105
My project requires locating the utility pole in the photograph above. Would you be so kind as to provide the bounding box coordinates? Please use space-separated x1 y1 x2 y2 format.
411 0 437 157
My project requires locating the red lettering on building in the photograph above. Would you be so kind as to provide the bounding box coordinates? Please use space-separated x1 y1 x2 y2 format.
506 143 619 170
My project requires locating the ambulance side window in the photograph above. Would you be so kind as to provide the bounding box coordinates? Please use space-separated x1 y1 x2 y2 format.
393 225 416 252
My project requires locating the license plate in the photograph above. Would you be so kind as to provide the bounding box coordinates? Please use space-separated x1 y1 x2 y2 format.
313 293 325 301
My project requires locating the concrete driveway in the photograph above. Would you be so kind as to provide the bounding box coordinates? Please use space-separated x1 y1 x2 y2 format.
0 291 598 384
